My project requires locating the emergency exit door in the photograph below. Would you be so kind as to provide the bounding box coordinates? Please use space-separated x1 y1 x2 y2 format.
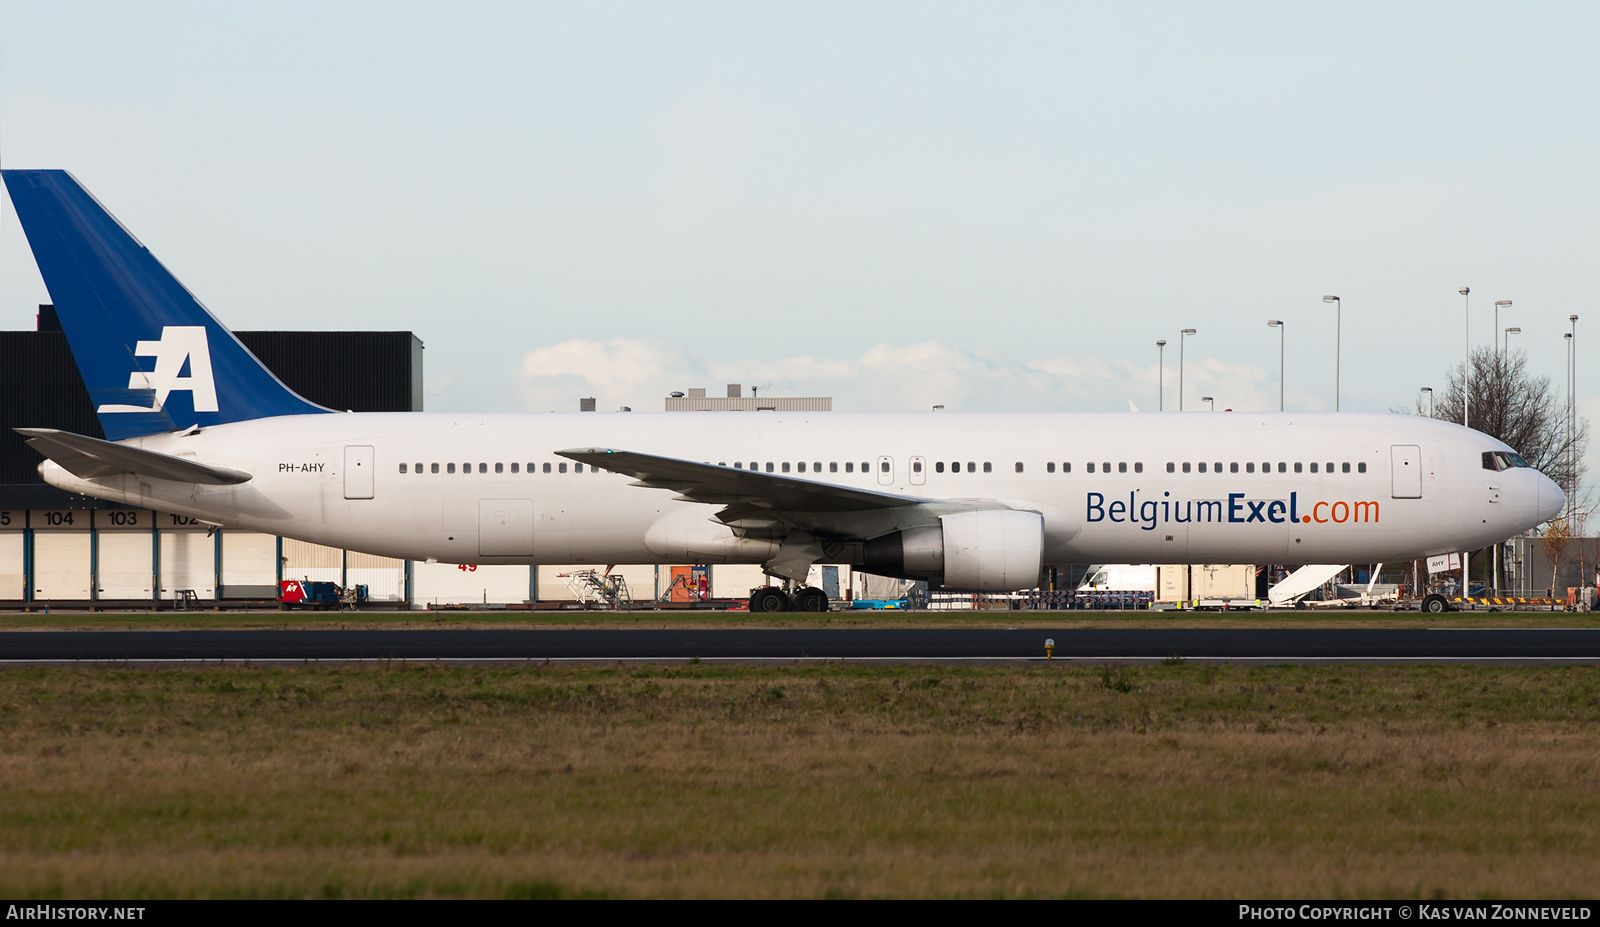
344 446 374 499
1391 445 1422 499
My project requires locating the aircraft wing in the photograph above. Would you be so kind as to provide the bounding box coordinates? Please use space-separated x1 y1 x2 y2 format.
16 428 252 485
556 447 923 511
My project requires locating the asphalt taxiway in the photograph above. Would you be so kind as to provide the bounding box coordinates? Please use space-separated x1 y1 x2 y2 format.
1 627 1599 664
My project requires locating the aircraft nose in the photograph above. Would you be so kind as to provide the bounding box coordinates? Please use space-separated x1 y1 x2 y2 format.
1538 473 1566 523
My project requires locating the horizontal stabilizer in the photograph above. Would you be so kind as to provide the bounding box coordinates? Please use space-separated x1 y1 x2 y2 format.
16 428 251 485
556 447 922 511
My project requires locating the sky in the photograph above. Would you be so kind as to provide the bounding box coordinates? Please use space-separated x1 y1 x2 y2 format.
2 2 1597 446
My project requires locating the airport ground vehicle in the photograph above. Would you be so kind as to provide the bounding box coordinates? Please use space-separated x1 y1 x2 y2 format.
278 580 368 610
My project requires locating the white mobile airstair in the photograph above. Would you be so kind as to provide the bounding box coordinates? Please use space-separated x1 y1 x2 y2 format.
1268 563 1401 607
559 570 633 610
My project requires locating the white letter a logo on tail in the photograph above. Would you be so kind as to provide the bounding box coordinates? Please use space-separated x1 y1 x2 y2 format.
97 325 219 414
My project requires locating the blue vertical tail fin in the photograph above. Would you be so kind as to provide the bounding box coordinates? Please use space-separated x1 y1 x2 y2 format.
3 169 329 440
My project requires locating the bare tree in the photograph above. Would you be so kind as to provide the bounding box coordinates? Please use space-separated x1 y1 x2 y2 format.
1410 345 1588 504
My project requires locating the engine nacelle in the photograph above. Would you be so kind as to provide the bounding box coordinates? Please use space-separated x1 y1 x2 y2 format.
859 509 1044 592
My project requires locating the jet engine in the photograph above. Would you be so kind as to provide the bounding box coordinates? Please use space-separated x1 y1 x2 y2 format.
859 509 1044 592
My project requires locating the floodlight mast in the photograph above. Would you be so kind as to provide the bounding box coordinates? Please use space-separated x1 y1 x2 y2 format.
1178 329 1196 411
1322 296 1340 410
1156 340 1167 411
1460 287 1471 429
1267 320 1284 411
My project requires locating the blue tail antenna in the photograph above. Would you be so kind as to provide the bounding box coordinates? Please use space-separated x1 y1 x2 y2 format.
3 170 330 440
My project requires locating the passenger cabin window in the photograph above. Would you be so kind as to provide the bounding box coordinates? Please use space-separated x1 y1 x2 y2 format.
881 461 890 473
1046 462 1055 473
1310 463 1318 473
1230 462 1239 473
479 463 488 474
1101 461 1110 472
1245 462 1254 473
1134 462 1143 473
1294 462 1302 473
1062 462 1071 473
862 462 870 473
574 464 583 473
782 462 791 473
1118 462 1127 473
814 462 822 472
766 462 774 473
1182 462 1191 473
1088 462 1096 473
1325 462 1333 473
1341 462 1351 473
1014 462 1023 473
447 463 456 474
966 462 975 473
983 462 992 473
399 463 407 473
846 462 854 473
797 462 805 473
1214 461 1222 472
431 463 440 474
558 463 567 473
1358 462 1367 473
543 463 552 473
1167 462 1175 473
495 463 504 474
1198 462 1206 473
830 462 838 473
511 463 519 473
916 461 926 473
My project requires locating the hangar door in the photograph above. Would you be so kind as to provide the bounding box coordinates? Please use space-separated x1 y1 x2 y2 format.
159 516 215 601
0 516 23 600
97 510 154 600
221 531 279 599
1391 445 1422 499
33 510 91 600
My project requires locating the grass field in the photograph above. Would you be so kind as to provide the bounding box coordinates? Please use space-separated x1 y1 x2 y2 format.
0 661 1597 898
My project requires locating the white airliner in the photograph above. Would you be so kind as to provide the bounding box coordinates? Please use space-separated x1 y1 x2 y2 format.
2 170 1565 613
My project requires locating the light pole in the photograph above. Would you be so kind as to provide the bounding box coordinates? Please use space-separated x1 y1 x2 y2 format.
1267 320 1284 411
1179 328 1196 411
1420 386 1433 418
1494 300 1513 355
1202 396 1215 411
1570 315 1580 524
1460 287 1471 429
1503 326 1520 353
1459 286 1471 601
1156 339 1167 411
1323 296 1341 410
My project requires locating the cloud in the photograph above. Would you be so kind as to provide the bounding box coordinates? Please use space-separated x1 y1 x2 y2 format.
517 338 1278 414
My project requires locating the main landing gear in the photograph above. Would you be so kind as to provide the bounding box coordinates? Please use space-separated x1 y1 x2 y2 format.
748 585 830 613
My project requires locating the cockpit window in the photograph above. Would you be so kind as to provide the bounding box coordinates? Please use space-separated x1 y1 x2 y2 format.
1483 451 1532 471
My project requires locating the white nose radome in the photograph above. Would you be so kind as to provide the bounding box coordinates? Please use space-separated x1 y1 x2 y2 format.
1538 473 1566 524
